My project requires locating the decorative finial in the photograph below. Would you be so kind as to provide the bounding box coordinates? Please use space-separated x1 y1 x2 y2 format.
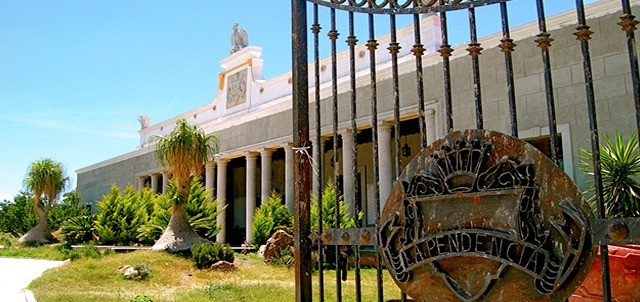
230 23 249 54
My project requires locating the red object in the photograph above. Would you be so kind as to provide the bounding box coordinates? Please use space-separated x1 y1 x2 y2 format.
571 245 640 302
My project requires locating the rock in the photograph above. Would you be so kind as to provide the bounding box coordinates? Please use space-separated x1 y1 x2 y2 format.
115 265 131 275
257 245 266 258
0 245 5 249
123 267 139 280
263 230 294 263
210 261 238 272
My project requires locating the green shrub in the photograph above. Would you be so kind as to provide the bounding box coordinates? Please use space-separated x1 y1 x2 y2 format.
131 295 153 302
270 246 295 268
94 185 155 246
191 242 234 269
252 191 292 245
137 179 223 242
0 192 37 236
48 191 90 231
0 233 15 247
78 244 102 259
311 181 358 232
132 263 151 280
59 214 95 244
581 132 640 218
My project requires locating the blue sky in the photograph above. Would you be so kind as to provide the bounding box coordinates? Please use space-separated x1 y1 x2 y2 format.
0 1 594 201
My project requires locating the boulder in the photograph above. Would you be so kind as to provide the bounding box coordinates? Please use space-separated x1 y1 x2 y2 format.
263 230 294 263
123 267 139 280
115 265 132 275
257 245 266 258
210 261 238 272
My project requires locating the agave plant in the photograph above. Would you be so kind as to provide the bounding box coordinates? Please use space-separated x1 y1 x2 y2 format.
581 132 640 218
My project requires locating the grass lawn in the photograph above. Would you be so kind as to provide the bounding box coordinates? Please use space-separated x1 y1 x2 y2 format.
29 250 401 302
0 233 68 260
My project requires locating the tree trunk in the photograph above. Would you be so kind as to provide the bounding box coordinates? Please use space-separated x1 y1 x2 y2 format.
18 204 54 245
151 203 208 252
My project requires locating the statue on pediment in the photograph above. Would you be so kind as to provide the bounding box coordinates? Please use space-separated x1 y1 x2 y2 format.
138 115 151 129
230 23 249 54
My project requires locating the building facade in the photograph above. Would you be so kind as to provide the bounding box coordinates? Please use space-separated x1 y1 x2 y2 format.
77 0 638 246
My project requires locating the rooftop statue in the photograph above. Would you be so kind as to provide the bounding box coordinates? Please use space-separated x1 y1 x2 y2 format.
138 115 151 129
230 23 249 54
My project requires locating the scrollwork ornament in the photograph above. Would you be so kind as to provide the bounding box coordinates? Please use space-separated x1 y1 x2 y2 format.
308 0 508 14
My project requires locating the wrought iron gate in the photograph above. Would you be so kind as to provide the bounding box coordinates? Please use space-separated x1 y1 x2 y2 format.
291 0 640 301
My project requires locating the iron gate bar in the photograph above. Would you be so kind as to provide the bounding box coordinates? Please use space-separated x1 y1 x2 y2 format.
468 6 484 129
438 0 454 133
619 0 640 134
328 7 344 301
311 3 325 301
499 2 518 137
574 1 611 300
306 0 510 15
293 1 639 301
412 10 428 149
388 12 408 302
534 0 559 166
389 13 402 182
291 0 312 301
346 9 364 302
593 218 640 245
365 8 386 302
323 218 640 247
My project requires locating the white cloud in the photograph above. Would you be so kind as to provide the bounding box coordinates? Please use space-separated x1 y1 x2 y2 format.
0 115 137 139
0 193 13 202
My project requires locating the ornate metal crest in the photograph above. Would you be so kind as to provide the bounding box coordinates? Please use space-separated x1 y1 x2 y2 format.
378 130 596 301
226 70 247 109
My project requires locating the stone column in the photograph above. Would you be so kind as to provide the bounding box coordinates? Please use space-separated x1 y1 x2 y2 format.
378 122 393 209
340 129 355 216
215 156 228 243
161 171 169 194
284 142 294 213
426 109 437 145
150 174 159 193
259 148 273 203
205 161 215 199
245 152 258 244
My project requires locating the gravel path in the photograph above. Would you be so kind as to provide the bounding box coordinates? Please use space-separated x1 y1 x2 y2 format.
0 257 66 302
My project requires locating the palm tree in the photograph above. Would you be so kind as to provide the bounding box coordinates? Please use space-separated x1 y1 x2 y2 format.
151 119 219 252
581 132 640 218
19 158 68 244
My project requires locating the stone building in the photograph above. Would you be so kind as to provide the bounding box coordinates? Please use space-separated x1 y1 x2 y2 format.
76 0 638 246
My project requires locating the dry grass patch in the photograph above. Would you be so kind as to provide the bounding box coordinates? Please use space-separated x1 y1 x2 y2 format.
30 250 401 302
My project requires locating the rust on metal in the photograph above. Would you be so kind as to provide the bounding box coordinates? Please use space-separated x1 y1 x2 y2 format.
378 130 596 302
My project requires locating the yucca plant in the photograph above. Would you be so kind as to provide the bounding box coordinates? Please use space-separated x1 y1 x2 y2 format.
581 132 640 218
60 214 95 244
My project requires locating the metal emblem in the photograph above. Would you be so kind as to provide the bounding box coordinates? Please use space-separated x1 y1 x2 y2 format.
378 130 596 301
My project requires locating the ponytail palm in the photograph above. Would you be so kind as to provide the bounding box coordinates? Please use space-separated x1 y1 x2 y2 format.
19 158 68 244
151 119 218 252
